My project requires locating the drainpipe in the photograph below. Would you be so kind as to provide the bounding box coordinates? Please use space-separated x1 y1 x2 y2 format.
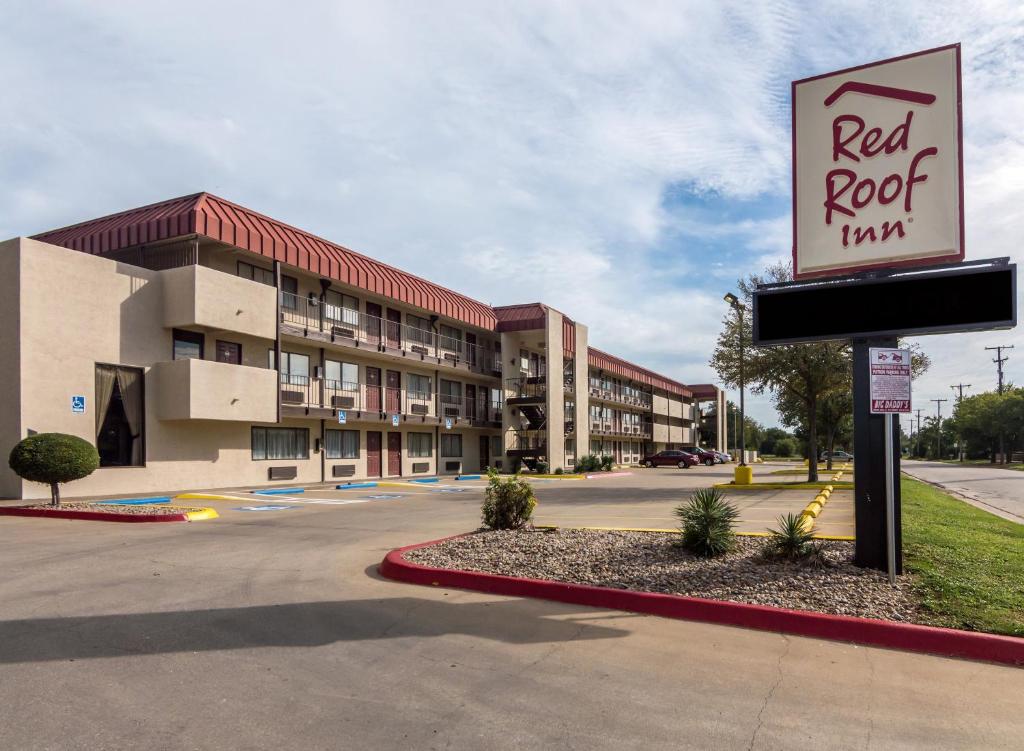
320 417 326 484
274 260 282 424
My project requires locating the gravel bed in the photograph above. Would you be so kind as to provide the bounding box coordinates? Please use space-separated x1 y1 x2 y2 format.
12 502 191 516
406 529 926 623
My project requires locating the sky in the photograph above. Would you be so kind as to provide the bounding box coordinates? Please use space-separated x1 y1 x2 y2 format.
2 1 1023 430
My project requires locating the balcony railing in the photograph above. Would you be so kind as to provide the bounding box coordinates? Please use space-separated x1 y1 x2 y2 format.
587 382 653 410
588 420 653 439
507 429 546 454
280 292 502 376
279 375 501 422
505 375 547 401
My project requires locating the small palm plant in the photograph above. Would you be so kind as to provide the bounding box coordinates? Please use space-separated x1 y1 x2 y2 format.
675 487 739 557
766 513 816 560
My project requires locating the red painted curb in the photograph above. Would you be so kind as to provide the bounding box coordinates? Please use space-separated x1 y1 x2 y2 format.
379 534 1024 667
0 507 189 523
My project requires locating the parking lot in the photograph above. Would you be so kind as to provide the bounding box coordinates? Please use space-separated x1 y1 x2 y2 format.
1 464 1015 750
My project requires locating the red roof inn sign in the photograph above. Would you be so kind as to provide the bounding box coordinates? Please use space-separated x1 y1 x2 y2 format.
793 44 963 279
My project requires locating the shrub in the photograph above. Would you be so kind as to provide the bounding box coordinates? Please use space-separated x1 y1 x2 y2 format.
575 454 600 473
766 513 815 559
535 461 549 474
554 467 564 475
509 457 523 474
481 468 537 530
9 433 99 506
600 454 614 471
675 487 738 557
773 438 796 457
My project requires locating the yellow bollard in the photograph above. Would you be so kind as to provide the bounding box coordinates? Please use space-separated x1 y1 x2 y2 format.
734 465 754 485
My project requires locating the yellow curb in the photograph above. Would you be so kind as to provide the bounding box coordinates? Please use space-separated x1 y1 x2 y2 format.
176 493 248 502
804 502 823 518
798 513 815 532
163 505 219 521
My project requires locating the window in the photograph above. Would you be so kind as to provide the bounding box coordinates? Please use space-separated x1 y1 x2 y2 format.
172 329 204 360
325 290 359 326
216 340 241 365
280 275 298 310
520 349 530 373
406 313 432 346
237 261 275 286
271 350 310 385
490 435 501 458
439 324 461 352
95 364 145 467
440 380 462 398
325 429 359 459
325 360 359 389
408 373 431 398
408 433 432 458
441 434 463 457
251 427 309 460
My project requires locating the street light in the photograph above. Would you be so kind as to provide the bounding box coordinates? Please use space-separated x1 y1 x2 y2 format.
724 292 746 468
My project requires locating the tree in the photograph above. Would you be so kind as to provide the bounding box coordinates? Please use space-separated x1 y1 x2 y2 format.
758 427 791 456
9 433 99 506
950 388 1024 462
711 262 851 482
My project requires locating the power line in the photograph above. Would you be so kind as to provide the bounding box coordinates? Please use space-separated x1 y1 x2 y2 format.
984 345 1014 394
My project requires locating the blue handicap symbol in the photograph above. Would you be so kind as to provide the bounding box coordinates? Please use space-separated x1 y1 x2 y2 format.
71 395 86 413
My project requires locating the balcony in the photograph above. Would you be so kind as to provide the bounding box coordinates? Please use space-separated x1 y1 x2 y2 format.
279 292 502 378
587 382 653 410
505 375 547 404
279 377 501 426
507 429 546 458
588 420 653 440
154 359 277 422
162 264 276 340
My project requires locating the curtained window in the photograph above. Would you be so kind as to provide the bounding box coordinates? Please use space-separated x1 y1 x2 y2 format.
325 429 359 459
95 364 145 467
408 433 432 458
441 434 462 458
251 427 309 460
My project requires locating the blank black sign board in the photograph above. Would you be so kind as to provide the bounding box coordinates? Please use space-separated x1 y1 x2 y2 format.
753 262 1016 346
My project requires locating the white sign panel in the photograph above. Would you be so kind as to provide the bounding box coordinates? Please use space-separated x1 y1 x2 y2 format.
444 417 452 430
71 395 86 414
869 348 911 413
391 414 400 427
337 410 347 424
793 44 963 280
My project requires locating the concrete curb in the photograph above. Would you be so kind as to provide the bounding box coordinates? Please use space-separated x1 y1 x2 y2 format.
380 535 1024 667
0 506 191 523
532 524 853 540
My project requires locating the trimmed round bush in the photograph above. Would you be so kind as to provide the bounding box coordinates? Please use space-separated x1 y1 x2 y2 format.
773 438 796 457
9 433 99 506
482 468 537 530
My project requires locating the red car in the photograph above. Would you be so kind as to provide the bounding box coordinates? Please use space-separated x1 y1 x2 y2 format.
681 446 719 467
641 450 700 469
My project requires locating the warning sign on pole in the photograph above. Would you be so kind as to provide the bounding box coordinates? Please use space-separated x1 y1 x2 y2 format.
869 347 911 413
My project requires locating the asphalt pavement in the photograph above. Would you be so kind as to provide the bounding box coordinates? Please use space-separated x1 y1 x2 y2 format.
0 468 1020 750
902 460 1024 524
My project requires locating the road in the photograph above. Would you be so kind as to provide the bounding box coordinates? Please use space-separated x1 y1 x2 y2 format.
0 469 1020 750
903 460 1024 524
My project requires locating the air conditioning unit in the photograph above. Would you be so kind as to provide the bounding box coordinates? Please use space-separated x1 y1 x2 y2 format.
331 395 355 409
444 406 460 418
410 403 429 416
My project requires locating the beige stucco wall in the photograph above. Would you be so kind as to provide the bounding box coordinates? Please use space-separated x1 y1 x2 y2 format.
572 322 589 466
0 240 22 497
668 397 683 419
652 392 670 416
162 264 276 341
652 421 669 443
544 310 565 470
155 359 278 422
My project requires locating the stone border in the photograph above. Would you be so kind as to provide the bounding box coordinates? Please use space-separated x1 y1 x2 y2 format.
379 534 1024 667
0 505 218 523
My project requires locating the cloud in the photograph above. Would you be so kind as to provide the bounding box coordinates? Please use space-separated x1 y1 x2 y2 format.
1 1 1022 430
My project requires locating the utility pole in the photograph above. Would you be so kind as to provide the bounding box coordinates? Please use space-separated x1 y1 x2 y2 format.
914 408 924 458
984 345 1014 463
950 383 971 461
930 399 948 460
984 345 1013 394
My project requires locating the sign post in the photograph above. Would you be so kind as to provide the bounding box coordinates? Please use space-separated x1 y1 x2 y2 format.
868 346 910 583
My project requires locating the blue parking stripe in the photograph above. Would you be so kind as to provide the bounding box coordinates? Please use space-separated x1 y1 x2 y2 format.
252 487 306 495
455 475 482 481
410 477 440 483
95 496 171 505
336 482 378 490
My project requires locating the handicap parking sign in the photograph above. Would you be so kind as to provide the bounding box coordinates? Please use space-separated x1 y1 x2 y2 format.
392 414 400 427
71 395 86 414
445 417 452 430
337 410 347 424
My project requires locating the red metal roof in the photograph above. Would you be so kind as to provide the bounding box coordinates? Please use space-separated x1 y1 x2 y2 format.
494 303 548 332
588 348 692 398
686 384 722 399
33 192 497 330
32 192 699 396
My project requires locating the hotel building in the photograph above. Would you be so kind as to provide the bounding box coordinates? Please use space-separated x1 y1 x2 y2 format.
0 193 725 499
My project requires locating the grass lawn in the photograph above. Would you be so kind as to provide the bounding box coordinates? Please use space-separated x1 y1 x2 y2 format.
902 476 1024 637
932 458 1024 471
